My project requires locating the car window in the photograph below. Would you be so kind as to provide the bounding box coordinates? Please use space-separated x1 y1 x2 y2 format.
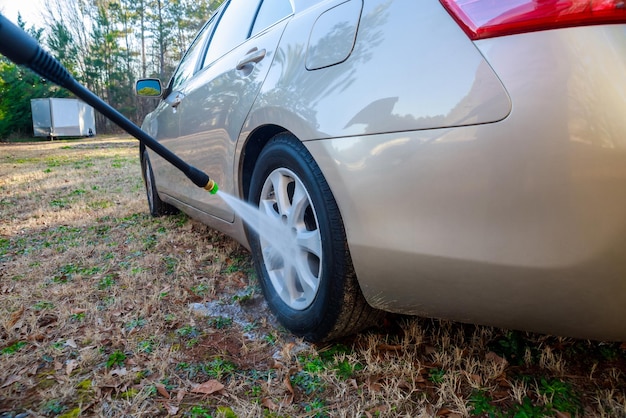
202 0 263 68
170 16 217 89
251 0 293 37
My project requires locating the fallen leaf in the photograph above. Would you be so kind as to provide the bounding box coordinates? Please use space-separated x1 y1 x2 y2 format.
485 351 508 366
377 343 403 351
191 379 224 395
261 397 278 411
37 313 58 328
436 408 452 416
282 372 294 405
367 405 389 415
80 345 97 351
366 375 383 392
110 368 128 377
496 375 511 388
28 333 46 342
1 375 20 388
2 284 15 294
65 339 77 349
156 384 171 399
424 345 437 355
271 359 285 369
398 379 411 390
492 390 510 400
283 373 294 396
66 360 78 376
99 379 124 390
71 308 87 314
164 403 179 415
24 364 38 376
177 389 187 402
281 342 295 359
620 342 626 350
465 372 482 385
555 411 571 418
54 376 67 385
8 306 24 328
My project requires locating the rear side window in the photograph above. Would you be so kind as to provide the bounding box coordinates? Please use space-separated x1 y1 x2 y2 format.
251 0 293 36
202 0 262 67
170 17 216 89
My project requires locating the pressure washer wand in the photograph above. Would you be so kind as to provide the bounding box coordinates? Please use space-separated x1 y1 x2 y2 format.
0 13 218 194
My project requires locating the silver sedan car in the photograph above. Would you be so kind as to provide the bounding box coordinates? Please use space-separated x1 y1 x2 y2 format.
136 0 626 342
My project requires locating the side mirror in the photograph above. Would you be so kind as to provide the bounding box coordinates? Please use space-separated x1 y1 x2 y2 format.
135 78 162 97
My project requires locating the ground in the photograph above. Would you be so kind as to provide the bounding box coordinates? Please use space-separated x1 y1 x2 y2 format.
0 137 625 417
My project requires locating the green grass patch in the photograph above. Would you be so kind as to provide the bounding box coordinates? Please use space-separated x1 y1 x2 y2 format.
33 300 55 310
176 358 237 380
207 316 232 329
291 370 325 395
106 350 127 368
2 341 28 355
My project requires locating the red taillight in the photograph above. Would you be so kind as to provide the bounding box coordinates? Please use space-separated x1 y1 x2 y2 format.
440 0 626 40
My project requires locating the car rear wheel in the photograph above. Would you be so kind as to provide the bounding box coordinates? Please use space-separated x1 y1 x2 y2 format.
141 149 179 217
248 133 381 342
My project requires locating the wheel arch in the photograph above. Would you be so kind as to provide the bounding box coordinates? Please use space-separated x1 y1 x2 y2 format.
139 142 147 181
239 124 290 200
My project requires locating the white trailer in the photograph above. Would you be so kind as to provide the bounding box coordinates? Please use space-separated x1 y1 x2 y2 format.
31 98 96 139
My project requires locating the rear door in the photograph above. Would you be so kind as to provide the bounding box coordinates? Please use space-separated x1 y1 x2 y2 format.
157 0 294 222
149 14 219 195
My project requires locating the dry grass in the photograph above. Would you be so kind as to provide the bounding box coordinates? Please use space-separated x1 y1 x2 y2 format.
1 137 625 417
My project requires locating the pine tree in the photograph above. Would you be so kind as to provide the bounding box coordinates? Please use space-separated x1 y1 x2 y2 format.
0 15 68 140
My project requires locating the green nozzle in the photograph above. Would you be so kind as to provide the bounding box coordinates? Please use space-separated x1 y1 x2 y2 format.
205 179 219 194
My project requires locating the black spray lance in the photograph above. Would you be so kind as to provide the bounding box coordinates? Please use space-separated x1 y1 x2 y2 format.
0 13 219 194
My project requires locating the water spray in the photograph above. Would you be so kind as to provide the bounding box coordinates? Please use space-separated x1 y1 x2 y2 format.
0 13 218 195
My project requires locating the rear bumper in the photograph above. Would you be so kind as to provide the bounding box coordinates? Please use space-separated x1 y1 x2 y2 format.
305 25 626 340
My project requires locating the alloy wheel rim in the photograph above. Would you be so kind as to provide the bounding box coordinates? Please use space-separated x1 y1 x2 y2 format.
259 168 322 310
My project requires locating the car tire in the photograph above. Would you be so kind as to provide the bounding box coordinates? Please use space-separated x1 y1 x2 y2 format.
141 148 179 217
248 133 381 342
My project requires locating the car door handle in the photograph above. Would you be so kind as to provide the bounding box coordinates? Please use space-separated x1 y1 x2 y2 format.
236 48 266 70
167 91 185 109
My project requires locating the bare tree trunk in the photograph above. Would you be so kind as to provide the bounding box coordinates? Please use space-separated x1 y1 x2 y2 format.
156 0 166 80
140 0 147 78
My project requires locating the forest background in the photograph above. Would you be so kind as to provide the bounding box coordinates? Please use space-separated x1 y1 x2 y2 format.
0 0 224 140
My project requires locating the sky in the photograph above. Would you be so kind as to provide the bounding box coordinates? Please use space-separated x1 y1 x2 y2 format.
0 0 46 27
